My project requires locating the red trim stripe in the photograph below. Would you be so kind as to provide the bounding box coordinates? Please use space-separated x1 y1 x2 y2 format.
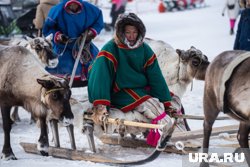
117 43 129 49
97 51 118 71
124 89 140 100
93 99 110 106
64 0 83 14
121 95 151 112
163 101 172 107
144 54 156 68
89 28 97 37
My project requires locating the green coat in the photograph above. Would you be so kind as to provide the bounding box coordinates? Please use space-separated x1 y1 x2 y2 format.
88 39 172 112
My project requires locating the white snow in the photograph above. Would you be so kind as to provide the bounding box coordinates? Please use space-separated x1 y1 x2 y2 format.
0 0 241 166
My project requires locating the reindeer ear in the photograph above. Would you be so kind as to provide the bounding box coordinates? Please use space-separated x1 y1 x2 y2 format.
63 74 70 83
37 79 55 89
45 33 53 42
176 49 182 56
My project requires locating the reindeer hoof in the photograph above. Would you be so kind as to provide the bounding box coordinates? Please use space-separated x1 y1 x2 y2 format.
1 153 17 160
40 151 49 156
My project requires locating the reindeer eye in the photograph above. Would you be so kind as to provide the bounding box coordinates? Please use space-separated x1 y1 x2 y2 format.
35 44 42 51
52 92 58 100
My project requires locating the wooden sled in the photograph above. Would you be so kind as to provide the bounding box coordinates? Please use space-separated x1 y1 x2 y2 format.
99 124 239 153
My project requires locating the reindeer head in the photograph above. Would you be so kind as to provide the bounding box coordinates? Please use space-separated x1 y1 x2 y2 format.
37 76 73 126
176 46 210 81
28 34 59 68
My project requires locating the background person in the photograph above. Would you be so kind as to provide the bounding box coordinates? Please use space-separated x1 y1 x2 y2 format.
42 0 104 80
222 0 240 35
33 0 60 36
234 0 250 50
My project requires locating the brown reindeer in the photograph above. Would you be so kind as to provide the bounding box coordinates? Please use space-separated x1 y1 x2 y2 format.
0 35 59 123
201 50 250 166
0 45 74 160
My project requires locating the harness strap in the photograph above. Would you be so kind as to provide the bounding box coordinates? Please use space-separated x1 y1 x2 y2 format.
44 88 64 96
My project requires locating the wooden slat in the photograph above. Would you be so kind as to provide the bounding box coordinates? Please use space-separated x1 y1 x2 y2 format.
20 142 122 163
171 124 239 141
99 135 199 154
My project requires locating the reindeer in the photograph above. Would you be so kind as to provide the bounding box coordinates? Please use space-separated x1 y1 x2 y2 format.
201 50 250 167
145 38 209 98
146 39 209 131
0 35 58 68
0 45 75 160
0 35 59 123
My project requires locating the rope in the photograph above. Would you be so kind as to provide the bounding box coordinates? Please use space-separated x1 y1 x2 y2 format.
44 87 64 96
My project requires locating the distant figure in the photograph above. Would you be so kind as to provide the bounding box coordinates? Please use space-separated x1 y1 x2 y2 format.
42 0 104 81
234 0 250 50
222 0 240 35
110 0 127 29
33 0 60 36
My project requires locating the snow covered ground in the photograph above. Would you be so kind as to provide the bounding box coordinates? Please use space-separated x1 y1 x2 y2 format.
0 0 241 167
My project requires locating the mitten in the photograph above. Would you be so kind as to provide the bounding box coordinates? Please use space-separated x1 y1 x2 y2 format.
91 105 108 125
54 32 69 44
85 29 96 43
165 105 178 118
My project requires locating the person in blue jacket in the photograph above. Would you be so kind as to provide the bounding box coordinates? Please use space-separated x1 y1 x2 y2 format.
43 0 104 80
234 0 250 51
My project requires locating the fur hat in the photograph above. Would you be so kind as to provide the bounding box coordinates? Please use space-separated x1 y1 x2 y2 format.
114 13 146 48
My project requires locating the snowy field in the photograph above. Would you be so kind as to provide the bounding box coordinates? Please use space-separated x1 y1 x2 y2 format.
0 0 241 167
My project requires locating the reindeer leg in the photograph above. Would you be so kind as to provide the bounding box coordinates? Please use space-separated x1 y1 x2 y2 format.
237 122 250 166
66 124 76 150
37 117 49 156
29 113 36 125
1 106 17 160
200 94 220 167
50 119 60 148
10 106 21 123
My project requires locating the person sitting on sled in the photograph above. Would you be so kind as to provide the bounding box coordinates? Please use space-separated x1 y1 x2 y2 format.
87 13 179 146
42 0 104 80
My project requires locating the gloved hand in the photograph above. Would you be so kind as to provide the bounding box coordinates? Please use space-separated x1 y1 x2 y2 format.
55 32 69 44
165 105 178 118
91 105 108 125
222 13 224 16
85 30 95 43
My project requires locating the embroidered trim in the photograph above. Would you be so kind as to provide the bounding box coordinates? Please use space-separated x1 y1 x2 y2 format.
124 88 140 100
144 54 156 68
93 99 111 106
163 101 172 107
97 51 118 71
121 95 151 112
89 28 97 37
64 0 83 14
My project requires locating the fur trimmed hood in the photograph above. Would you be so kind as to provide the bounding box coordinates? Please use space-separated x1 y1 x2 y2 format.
114 13 146 48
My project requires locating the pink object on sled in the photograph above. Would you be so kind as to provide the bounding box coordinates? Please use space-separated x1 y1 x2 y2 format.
146 112 167 147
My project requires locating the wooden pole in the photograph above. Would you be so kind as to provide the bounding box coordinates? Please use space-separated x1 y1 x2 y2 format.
84 115 165 129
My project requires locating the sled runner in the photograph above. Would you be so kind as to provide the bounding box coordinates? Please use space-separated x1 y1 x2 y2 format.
20 113 239 165
20 119 178 166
